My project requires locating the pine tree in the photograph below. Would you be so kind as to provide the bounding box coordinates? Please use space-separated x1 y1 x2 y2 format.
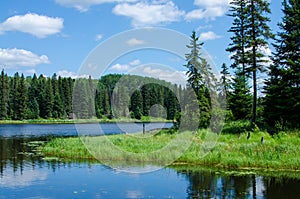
130 90 143 119
227 0 248 73
220 63 231 97
0 70 9 119
264 0 300 129
184 31 212 128
245 0 274 125
25 74 40 119
13 74 27 120
43 78 54 119
228 68 252 120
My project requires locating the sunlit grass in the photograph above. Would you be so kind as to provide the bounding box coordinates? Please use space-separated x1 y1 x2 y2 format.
40 128 300 171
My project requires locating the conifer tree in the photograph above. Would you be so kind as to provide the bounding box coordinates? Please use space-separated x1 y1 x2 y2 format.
245 0 273 125
0 70 9 119
228 68 252 120
184 31 212 128
26 74 40 119
264 0 300 129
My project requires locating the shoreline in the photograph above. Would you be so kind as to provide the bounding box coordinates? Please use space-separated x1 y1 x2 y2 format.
38 130 300 174
0 118 173 124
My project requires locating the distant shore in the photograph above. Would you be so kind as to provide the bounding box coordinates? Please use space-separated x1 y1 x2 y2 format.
0 117 172 124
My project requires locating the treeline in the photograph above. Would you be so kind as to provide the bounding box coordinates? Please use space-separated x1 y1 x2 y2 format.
0 71 73 120
0 71 183 121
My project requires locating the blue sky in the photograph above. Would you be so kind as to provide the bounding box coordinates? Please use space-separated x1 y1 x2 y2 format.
0 0 282 81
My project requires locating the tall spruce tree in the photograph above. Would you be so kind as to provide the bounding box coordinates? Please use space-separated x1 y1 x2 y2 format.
26 74 40 119
245 0 273 125
264 0 300 129
227 0 273 126
229 67 252 120
227 0 248 74
0 70 9 119
13 74 27 120
130 90 143 119
184 31 212 128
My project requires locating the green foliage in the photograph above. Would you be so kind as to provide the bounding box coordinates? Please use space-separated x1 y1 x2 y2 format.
0 70 9 119
184 31 216 129
228 68 252 120
263 0 300 130
227 0 273 125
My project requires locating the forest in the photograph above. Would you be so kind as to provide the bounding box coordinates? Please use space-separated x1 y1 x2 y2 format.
0 0 299 133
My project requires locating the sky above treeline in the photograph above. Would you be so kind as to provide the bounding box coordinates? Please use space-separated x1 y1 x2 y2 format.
0 0 282 83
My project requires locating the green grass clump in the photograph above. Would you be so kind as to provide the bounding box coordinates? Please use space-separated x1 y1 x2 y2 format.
40 129 300 171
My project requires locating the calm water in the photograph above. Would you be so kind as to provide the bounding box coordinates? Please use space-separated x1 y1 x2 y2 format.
0 124 299 199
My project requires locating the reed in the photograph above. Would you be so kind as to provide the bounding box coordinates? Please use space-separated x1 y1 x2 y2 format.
40 129 300 171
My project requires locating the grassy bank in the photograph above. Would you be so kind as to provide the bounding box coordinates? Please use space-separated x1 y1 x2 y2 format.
0 116 171 124
39 129 300 171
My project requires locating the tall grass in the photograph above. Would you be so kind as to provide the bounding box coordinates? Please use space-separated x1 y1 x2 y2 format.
40 128 300 171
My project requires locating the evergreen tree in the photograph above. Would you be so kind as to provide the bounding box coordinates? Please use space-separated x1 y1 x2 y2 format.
0 70 9 119
43 78 54 118
227 0 273 126
73 79 89 119
227 0 248 73
13 74 27 120
37 75 47 118
25 74 40 119
130 90 143 119
264 0 300 129
228 68 252 120
245 0 273 125
220 63 231 97
184 31 212 128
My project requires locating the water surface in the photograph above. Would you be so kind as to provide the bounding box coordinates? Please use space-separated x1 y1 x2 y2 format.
0 124 299 198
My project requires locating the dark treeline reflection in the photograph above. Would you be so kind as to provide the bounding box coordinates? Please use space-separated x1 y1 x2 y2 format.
1 137 300 199
178 170 300 199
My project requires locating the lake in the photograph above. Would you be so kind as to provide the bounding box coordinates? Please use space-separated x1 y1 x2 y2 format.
0 123 299 198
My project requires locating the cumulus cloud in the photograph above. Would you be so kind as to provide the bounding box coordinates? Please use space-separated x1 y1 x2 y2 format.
185 0 231 21
110 59 141 72
126 38 146 46
0 48 50 68
129 59 141 66
110 63 130 72
56 70 90 79
55 0 137 12
113 1 185 27
0 13 63 38
199 31 222 41
131 66 187 86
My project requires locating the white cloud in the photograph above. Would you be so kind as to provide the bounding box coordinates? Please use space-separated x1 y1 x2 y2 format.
56 70 90 79
0 13 63 38
113 1 185 27
194 0 232 7
95 34 103 41
0 169 47 188
126 38 146 46
129 59 141 66
110 63 130 72
138 66 187 86
185 0 231 21
55 0 137 12
0 48 50 68
199 31 222 41
110 59 141 72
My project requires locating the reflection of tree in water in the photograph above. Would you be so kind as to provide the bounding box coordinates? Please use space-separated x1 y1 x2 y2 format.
178 170 268 199
0 137 46 176
263 177 300 199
